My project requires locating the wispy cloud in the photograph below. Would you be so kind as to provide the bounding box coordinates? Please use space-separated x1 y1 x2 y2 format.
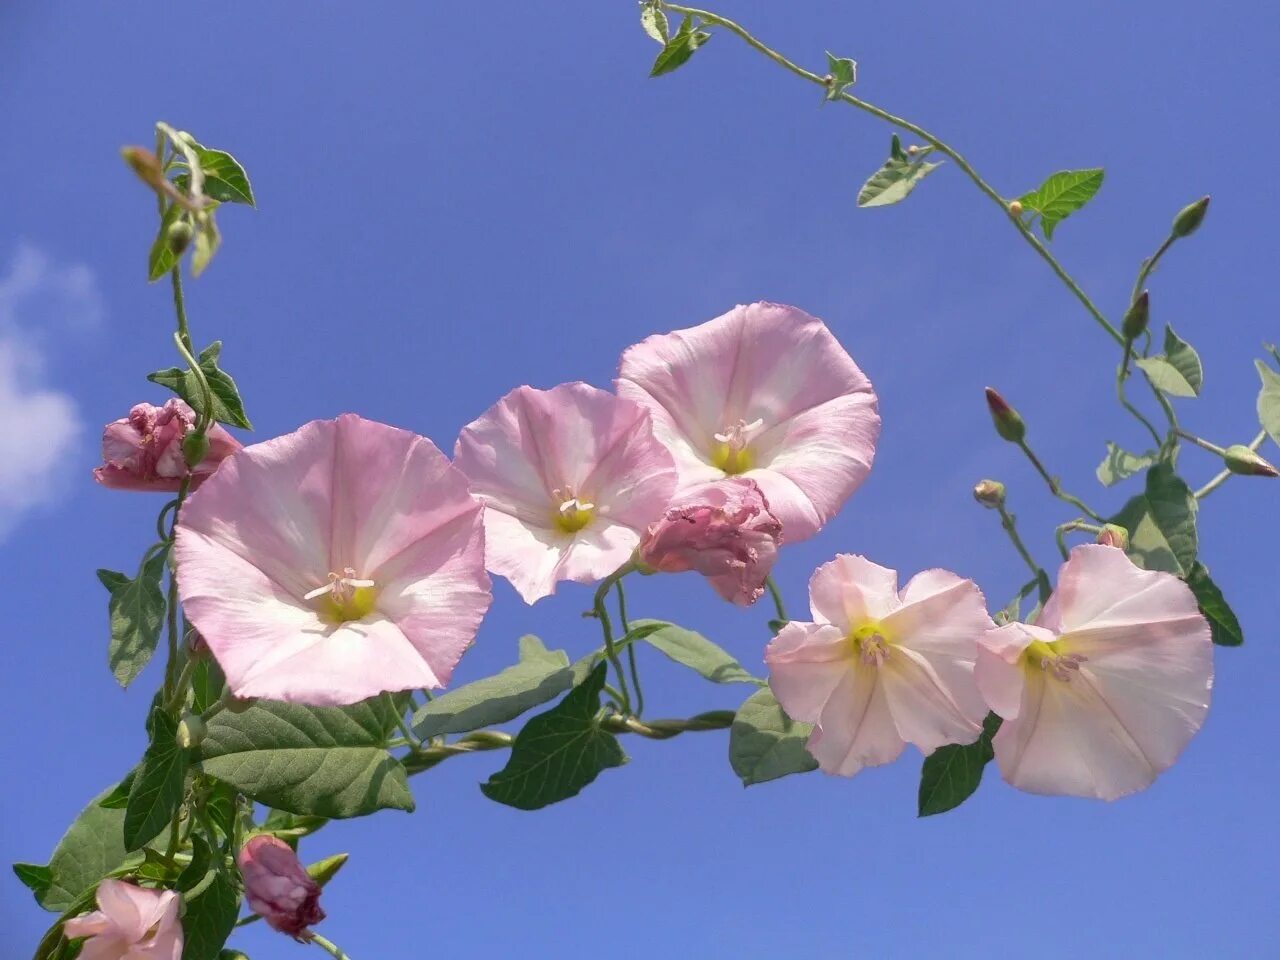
0 243 104 540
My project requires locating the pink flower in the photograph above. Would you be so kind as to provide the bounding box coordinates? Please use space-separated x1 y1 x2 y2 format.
617 302 880 542
454 382 677 604
94 399 240 492
638 477 781 605
765 555 991 776
175 414 491 706
64 879 182 960
976 544 1213 801
238 835 325 939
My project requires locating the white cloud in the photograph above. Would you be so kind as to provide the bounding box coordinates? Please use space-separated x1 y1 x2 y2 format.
0 243 103 540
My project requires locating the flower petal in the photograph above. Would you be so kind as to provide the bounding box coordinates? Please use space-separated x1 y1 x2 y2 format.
975 623 1045 720
807 554 900 631
807 665 905 776
879 647 982 753
765 622 851 723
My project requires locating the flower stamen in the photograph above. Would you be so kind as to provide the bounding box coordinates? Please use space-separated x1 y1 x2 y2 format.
712 417 764 474
552 486 595 534
304 568 378 623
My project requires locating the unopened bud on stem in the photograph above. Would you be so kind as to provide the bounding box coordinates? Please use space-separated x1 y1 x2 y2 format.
973 479 1006 508
1008 199 1023 217
176 713 206 749
1172 196 1210 238
121 146 166 193
1096 524 1129 550
1223 444 1279 478
1122 291 1150 341
166 220 194 255
984 388 1026 443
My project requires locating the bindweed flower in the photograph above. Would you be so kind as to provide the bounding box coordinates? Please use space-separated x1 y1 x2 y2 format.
638 477 782 606
238 835 325 940
94 399 240 492
64 879 182 960
175 414 491 706
975 544 1213 800
616 302 879 543
454 382 677 604
765 555 991 776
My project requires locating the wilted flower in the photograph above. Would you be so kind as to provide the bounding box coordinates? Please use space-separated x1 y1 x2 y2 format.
94 399 240 492
616 302 879 542
238 835 325 940
638 477 782 605
766 554 991 776
454 382 677 604
975 544 1213 800
175 414 491 706
64 879 182 960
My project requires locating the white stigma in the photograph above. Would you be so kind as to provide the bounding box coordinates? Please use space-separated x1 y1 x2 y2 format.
859 633 891 667
304 567 376 604
714 417 764 450
1039 652 1088 682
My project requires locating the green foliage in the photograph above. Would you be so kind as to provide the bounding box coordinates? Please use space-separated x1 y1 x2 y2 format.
12 861 53 901
1096 442 1157 486
650 14 711 77
1136 326 1204 397
918 713 1001 817
98 548 168 689
192 658 227 714
631 619 761 685
98 768 137 809
28 783 136 912
1017 168 1104 240
148 340 253 429
179 837 241 960
191 212 223 278
1185 562 1243 646
124 708 190 850
857 135 942 208
640 3 669 43
1110 463 1198 576
481 662 627 810
413 636 573 739
198 697 413 818
175 146 256 207
307 852 349 887
824 51 857 100
148 202 187 281
729 688 818 785
1256 352 1280 447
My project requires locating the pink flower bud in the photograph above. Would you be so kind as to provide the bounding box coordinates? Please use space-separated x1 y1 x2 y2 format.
93 399 240 493
639 478 782 606
237 835 325 940
1096 523 1129 550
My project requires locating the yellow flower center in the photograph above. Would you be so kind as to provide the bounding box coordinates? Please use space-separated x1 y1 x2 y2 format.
710 418 764 475
1023 637 1087 682
850 620 894 666
305 569 380 624
552 487 595 535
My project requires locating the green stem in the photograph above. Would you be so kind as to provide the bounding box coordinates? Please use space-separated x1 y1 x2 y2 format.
1116 364 1163 447
764 575 788 623
162 478 190 703
386 692 421 749
1055 519 1101 560
310 933 354 960
995 503 1043 578
1195 429 1267 499
661 3 1124 346
616 581 645 717
592 569 634 714
1014 440 1105 522
1132 234 1176 305
1176 428 1227 457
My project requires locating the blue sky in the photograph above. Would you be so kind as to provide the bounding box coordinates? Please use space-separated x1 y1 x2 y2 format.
2 1 1277 956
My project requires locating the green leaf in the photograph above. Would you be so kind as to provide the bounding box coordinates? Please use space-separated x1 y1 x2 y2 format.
185 147 256 207
148 201 186 281
640 3 669 43
37 783 136 912
1185 562 1243 647
98 769 136 809
198 697 413 818
124 708 190 850
1256 356 1280 447
824 51 857 100
480 662 627 810
729 688 818 786
650 14 710 77
148 340 253 429
1018 168 1104 240
192 658 227 715
98 548 168 689
857 135 942 208
413 636 573 739
262 808 330 846
1096 442 1157 486
632 619 761 685
191 212 222 277
13 861 53 902
917 712 1001 817
1109 463 1198 575
307 852 349 887
180 852 241 960
1135 327 1203 398
34 885 101 960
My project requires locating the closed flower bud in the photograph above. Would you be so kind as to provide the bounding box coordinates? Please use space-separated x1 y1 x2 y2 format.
1223 444 1280 478
120 145 166 193
176 713 206 749
973 479 1006 508
984 387 1026 443
1008 199 1023 217
1172 196 1210 238
1096 523 1129 550
167 219 194 255
1122 291 1150 341
237 835 326 940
